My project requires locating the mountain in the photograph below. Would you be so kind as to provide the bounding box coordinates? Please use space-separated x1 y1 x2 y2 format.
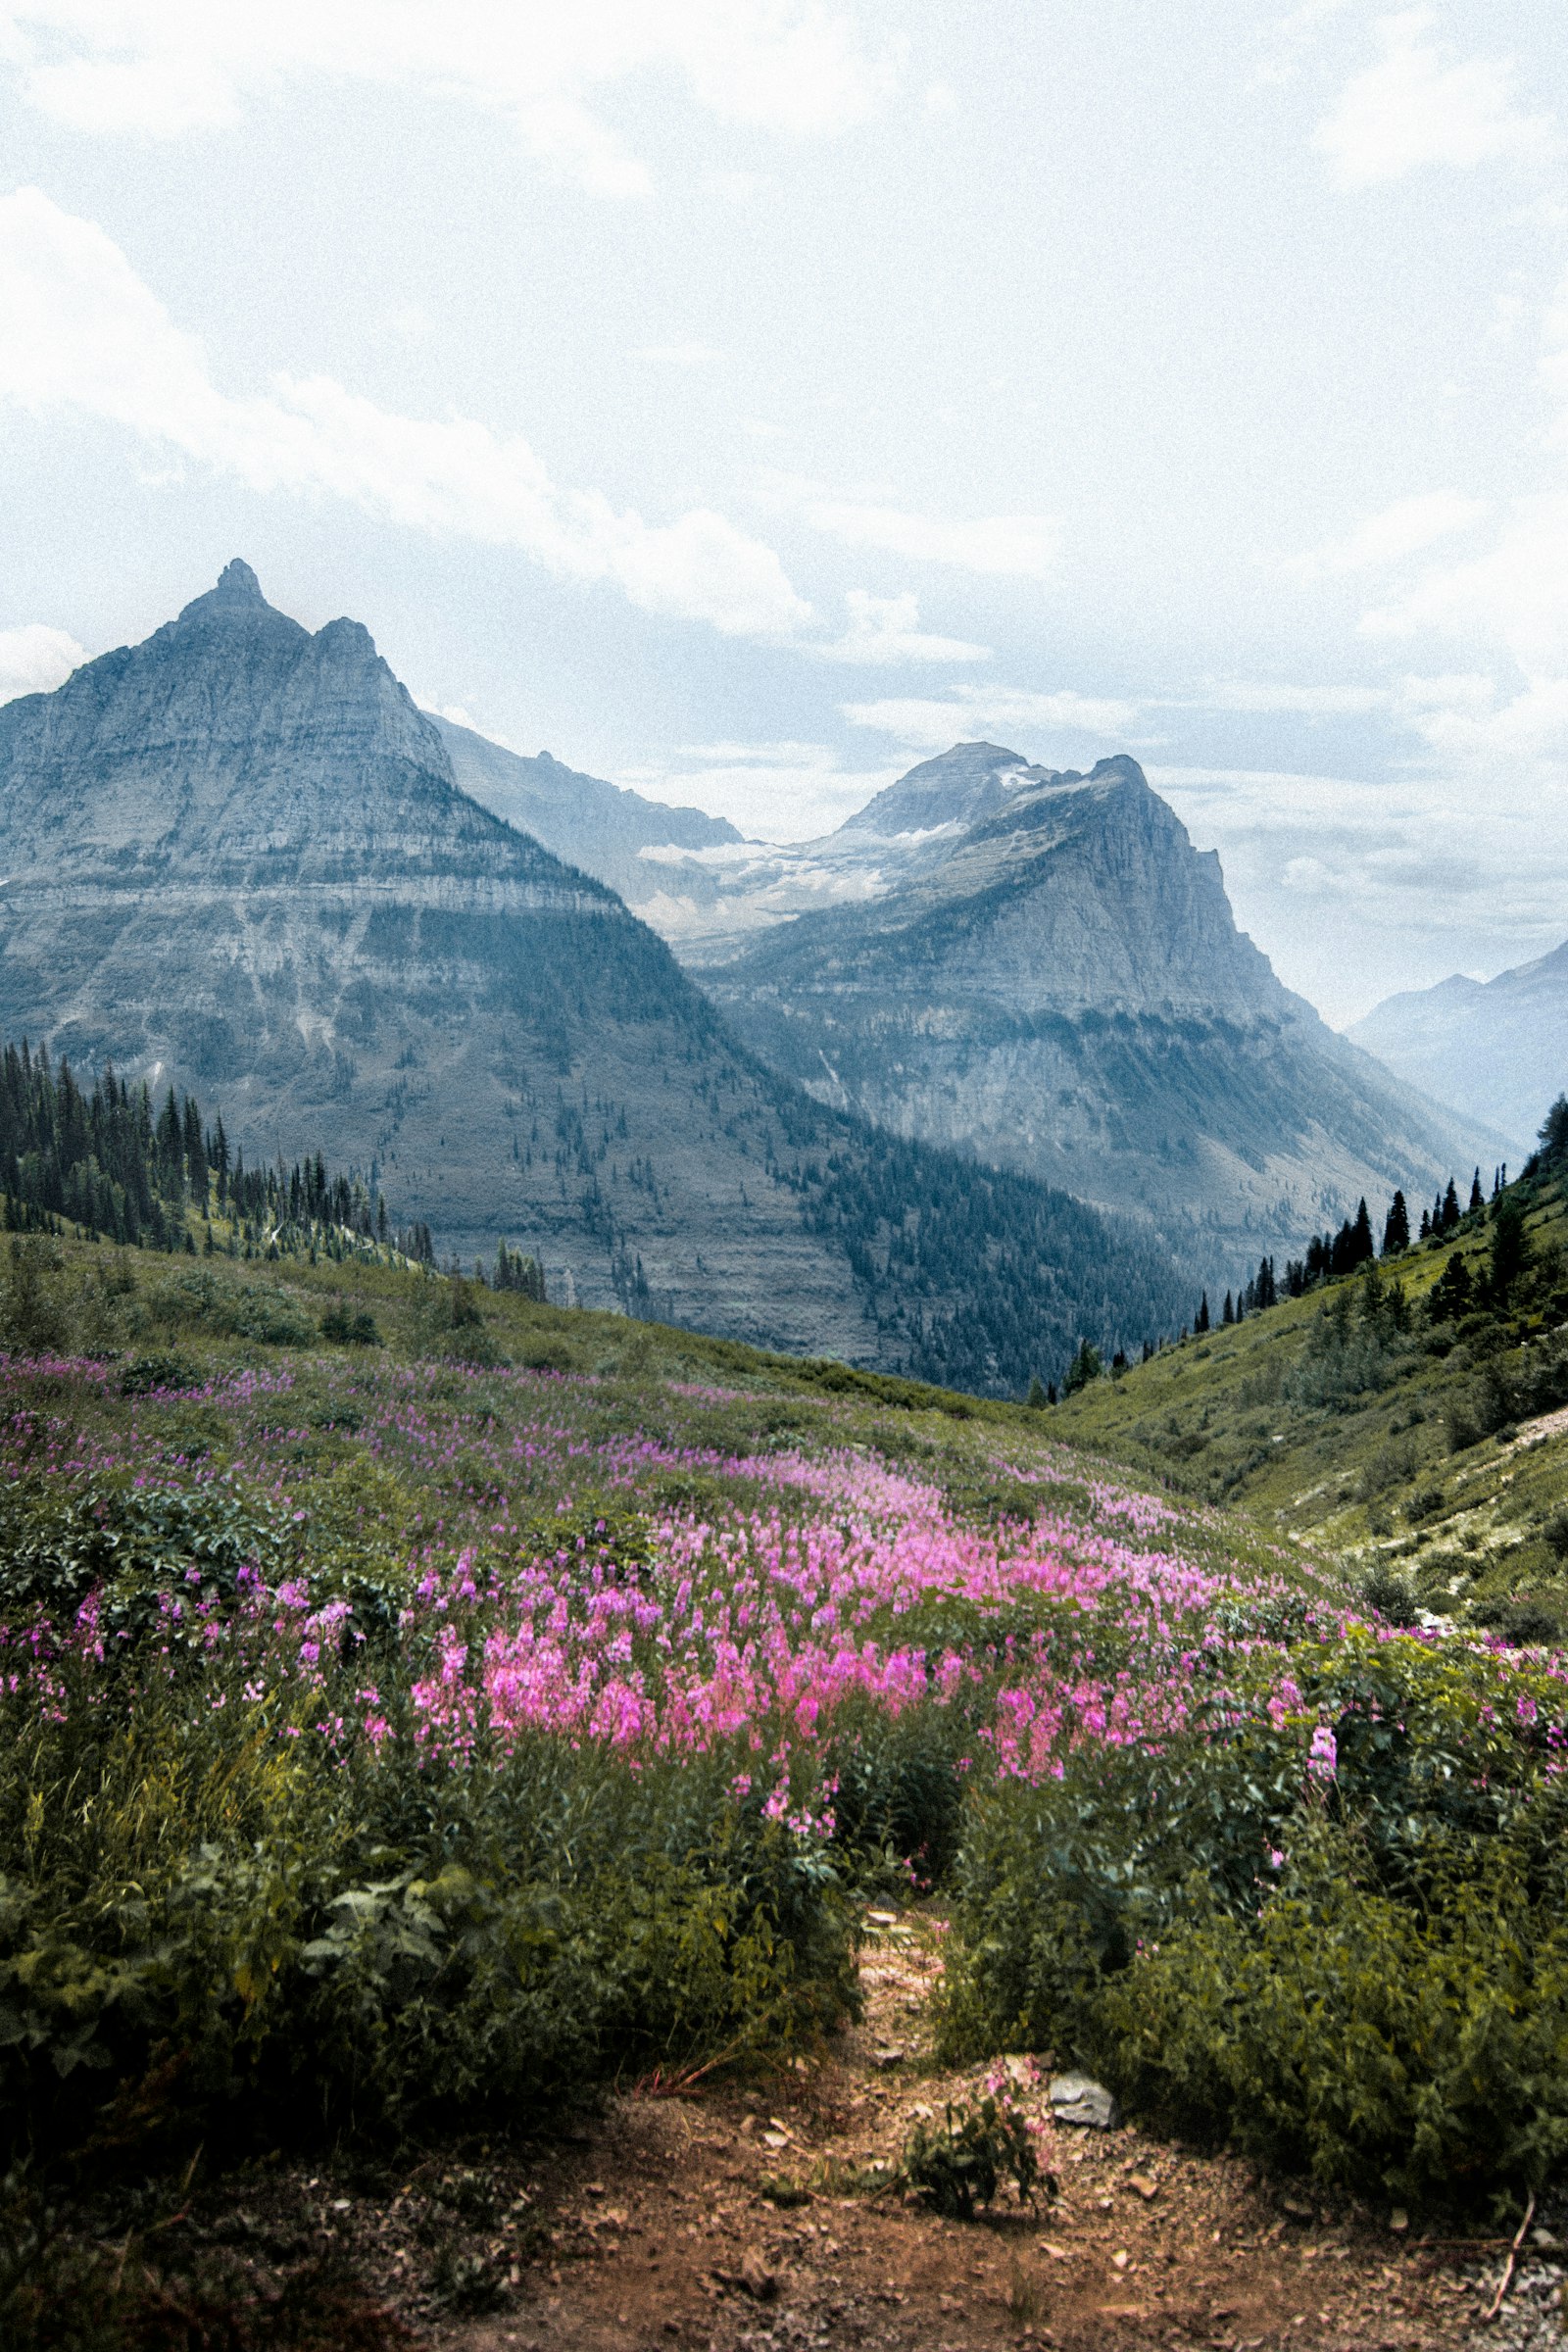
668 746 1506 1283
1348 944 1568 1152
433 716 742 907
0 563 1189 1390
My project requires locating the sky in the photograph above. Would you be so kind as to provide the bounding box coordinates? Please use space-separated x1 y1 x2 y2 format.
0 1 1565 1025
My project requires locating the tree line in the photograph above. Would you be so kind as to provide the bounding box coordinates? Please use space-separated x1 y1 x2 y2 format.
0 1039 429 1263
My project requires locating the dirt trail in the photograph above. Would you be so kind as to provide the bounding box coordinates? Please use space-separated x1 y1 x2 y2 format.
390 1912 1528 2352
199 1911 1558 2349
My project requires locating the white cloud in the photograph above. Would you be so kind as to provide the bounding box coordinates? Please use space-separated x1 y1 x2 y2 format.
385 303 436 339
1357 272 1568 672
813 590 991 665
1187 679 1389 714
1285 489 1490 578
0 620 87 702
1253 1 1356 90
1314 9 1554 188
622 738 898 838
1 2 895 195
0 187 812 642
631 341 728 368
802 497 1061 578
1361 493 1568 669
843 683 1142 752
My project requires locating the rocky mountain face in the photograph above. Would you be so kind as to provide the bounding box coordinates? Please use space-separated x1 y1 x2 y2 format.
557 741 1502 1284
1348 945 1568 1152
434 716 741 906
0 566 1189 1388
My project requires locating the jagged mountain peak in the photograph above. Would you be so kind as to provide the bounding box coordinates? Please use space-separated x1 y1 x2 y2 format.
0 565 1191 1387
173 557 281 628
212 557 266 605
840 740 1048 838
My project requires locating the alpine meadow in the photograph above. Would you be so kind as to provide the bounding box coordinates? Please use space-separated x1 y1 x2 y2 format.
2 6 1567 2349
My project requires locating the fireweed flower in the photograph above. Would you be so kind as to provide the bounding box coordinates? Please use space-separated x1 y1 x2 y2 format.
2 1352 1564 1841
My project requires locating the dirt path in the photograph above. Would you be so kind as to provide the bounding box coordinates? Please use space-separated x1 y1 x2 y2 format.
318 1910 1544 2352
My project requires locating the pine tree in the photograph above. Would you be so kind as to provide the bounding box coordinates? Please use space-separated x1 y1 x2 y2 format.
1382 1190 1410 1256
1542 1096 1568 1168
1442 1179 1460 1231
1469 1168 1484 1213
1351 1198 1375 1264
1196 1291 1210 1334
1221 1290 1234 1326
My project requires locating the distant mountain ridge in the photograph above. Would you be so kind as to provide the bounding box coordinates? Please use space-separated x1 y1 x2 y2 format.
0 563 1190 1391
451 724 1502 1282
434 716 741 907
1348 944 1568 1151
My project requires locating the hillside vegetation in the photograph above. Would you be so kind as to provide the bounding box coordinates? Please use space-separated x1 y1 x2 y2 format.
4 1205 1568 2352
1050 1107 1568 1640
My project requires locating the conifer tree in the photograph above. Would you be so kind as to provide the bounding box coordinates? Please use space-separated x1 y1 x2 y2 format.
1442 1178 1460 1231
1541 1096 1568 1168
1469 1168 1484 1213
1221 1290 1234 1326
1196 1291 1210 1334
1382 1190 1410 1256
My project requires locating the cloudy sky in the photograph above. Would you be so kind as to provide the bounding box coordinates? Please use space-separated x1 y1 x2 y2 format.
0 1 1565 1023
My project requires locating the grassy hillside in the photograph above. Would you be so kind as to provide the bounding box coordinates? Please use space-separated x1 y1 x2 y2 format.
1050 1143 1568 1637
10 1200 1568 2346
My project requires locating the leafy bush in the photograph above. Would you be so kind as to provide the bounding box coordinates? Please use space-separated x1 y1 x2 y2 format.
320 1300 381 1347
1361 1560 1418 1625
899 2088 1046 2219
827 1699 972 1887
939 1630 1568 2212
0 1652 858 2159
143 1271 314 1348
1094 1822 1568 2213
119 1351 200 1396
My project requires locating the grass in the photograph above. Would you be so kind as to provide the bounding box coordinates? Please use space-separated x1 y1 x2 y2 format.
1048 1170 1568 1629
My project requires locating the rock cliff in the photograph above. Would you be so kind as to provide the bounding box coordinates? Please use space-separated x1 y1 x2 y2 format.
687 748 1507 1280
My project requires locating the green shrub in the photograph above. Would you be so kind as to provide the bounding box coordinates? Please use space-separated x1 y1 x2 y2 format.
119 1351 200 1396
1092 1822 1568 2213
0 1651 859 2161
320 1301 381 1347
827 1701 972 1887
898 2089 1045 2219
939 1630 1568 2212
143 1271 314 1348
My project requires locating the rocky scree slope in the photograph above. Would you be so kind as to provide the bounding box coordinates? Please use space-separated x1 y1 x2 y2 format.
0 564 1186 1389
